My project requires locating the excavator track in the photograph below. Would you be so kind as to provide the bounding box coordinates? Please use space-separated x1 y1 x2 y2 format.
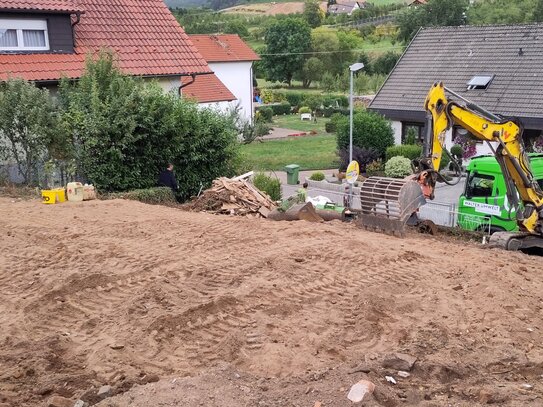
489 231 543 251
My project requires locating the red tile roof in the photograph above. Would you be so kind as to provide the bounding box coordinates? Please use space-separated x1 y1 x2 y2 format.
181 73 236 103
0 0 83 13
0 0 211 81
189 35 260 63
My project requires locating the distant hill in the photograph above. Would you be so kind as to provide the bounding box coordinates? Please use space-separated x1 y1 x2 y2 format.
164 0 208 8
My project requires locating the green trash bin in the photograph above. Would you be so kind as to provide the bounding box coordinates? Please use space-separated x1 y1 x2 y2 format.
284 164 300 185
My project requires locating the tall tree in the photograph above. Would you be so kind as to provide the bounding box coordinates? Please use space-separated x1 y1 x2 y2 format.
397 0 468 43
262 18 312 86
533 0 543 21
303 0 324 28
0 79 58 184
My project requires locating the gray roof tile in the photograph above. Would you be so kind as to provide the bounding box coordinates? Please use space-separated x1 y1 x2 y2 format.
369 24 543 120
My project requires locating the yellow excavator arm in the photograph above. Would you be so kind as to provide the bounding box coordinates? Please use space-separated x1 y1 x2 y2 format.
424 82 543 239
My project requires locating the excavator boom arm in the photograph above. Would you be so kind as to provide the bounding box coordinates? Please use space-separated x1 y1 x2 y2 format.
425 82 543 234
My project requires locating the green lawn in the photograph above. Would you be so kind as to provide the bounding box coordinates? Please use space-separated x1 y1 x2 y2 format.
272 114 327 134
241 134 338 171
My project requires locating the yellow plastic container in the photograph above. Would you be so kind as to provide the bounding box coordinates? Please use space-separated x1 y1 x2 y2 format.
67 182 84 202
41 190 58 204
54 188 66 203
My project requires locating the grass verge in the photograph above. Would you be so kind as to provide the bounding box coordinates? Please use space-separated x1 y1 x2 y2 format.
241 134 338 171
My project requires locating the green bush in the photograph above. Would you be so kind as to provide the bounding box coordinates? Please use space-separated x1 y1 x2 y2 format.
108 187 176 204
336 110 394 158
285 92 303 108
59 52 239 201
309 171 325 181
385 156 412 178
337 95 349 108
0 78 60 185
256 106 273 122
366 159 384 177
325 121 336 133
440 150 451 171
303 94 323 111
386 145 422 161
451 144 463 159
404 127 418 145
270 102 291 116
299 106 311 114
252 173 281 201
323 107 350 118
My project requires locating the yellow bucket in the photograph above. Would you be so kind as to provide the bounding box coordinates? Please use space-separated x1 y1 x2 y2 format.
41 190 57 204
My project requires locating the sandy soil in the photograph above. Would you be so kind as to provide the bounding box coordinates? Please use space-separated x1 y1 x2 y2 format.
0 197 542 407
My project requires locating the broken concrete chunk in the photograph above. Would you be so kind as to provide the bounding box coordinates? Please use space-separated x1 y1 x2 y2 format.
385 376 397 385
73 400 86 407
382 353 417 371
347 379 375 403
97 385 112 398
47 395 72 407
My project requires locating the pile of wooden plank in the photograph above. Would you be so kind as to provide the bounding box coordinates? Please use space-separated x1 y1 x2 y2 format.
185 176 277 218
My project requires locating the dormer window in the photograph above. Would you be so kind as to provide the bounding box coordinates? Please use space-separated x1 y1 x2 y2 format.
0 19 49 51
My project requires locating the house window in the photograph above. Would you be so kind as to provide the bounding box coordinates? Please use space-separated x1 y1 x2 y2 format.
0 19 49 51
467 74 494 90
402 122 424 144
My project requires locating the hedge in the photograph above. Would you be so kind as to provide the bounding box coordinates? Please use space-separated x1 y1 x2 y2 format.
255 106 273 122
270 102 291 116
107 187 176 204
385 145 422 161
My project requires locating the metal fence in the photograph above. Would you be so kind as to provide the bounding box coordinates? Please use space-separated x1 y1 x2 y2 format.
290 180 495 233
418 201 458 228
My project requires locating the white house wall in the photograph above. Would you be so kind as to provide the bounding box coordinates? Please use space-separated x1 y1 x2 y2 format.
199 100 237 113
209 61 253 122
155 76 181 94
391 121 402 145
391 120 495 162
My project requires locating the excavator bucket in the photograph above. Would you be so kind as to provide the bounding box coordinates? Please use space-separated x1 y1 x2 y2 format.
357 177 426 236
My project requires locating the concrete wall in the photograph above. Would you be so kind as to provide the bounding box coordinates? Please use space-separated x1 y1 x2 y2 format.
209 61 253 122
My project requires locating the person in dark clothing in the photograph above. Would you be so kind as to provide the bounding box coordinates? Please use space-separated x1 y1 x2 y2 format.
158 163 178 192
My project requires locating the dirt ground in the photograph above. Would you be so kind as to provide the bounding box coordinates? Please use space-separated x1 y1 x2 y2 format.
223 1 327 15
0 197 542 407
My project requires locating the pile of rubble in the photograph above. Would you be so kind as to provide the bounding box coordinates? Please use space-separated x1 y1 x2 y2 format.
184 175 276 218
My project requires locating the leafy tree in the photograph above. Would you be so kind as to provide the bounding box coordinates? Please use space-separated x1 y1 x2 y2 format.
296 56 323 88
311 27 341 75
468 0 536 24
262 18 312 86
371 51 400 75
535 0 543 21
224 20 249 37
303 0 324 28
0 79 59 184
59 53 239 200
397 0 468 43
336 110 394 158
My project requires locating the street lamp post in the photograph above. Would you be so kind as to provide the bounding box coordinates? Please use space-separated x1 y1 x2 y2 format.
348 62 364 208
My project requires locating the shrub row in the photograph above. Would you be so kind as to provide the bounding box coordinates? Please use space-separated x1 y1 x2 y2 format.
106 187 176 204
385 145 422 161
260 89 349 110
